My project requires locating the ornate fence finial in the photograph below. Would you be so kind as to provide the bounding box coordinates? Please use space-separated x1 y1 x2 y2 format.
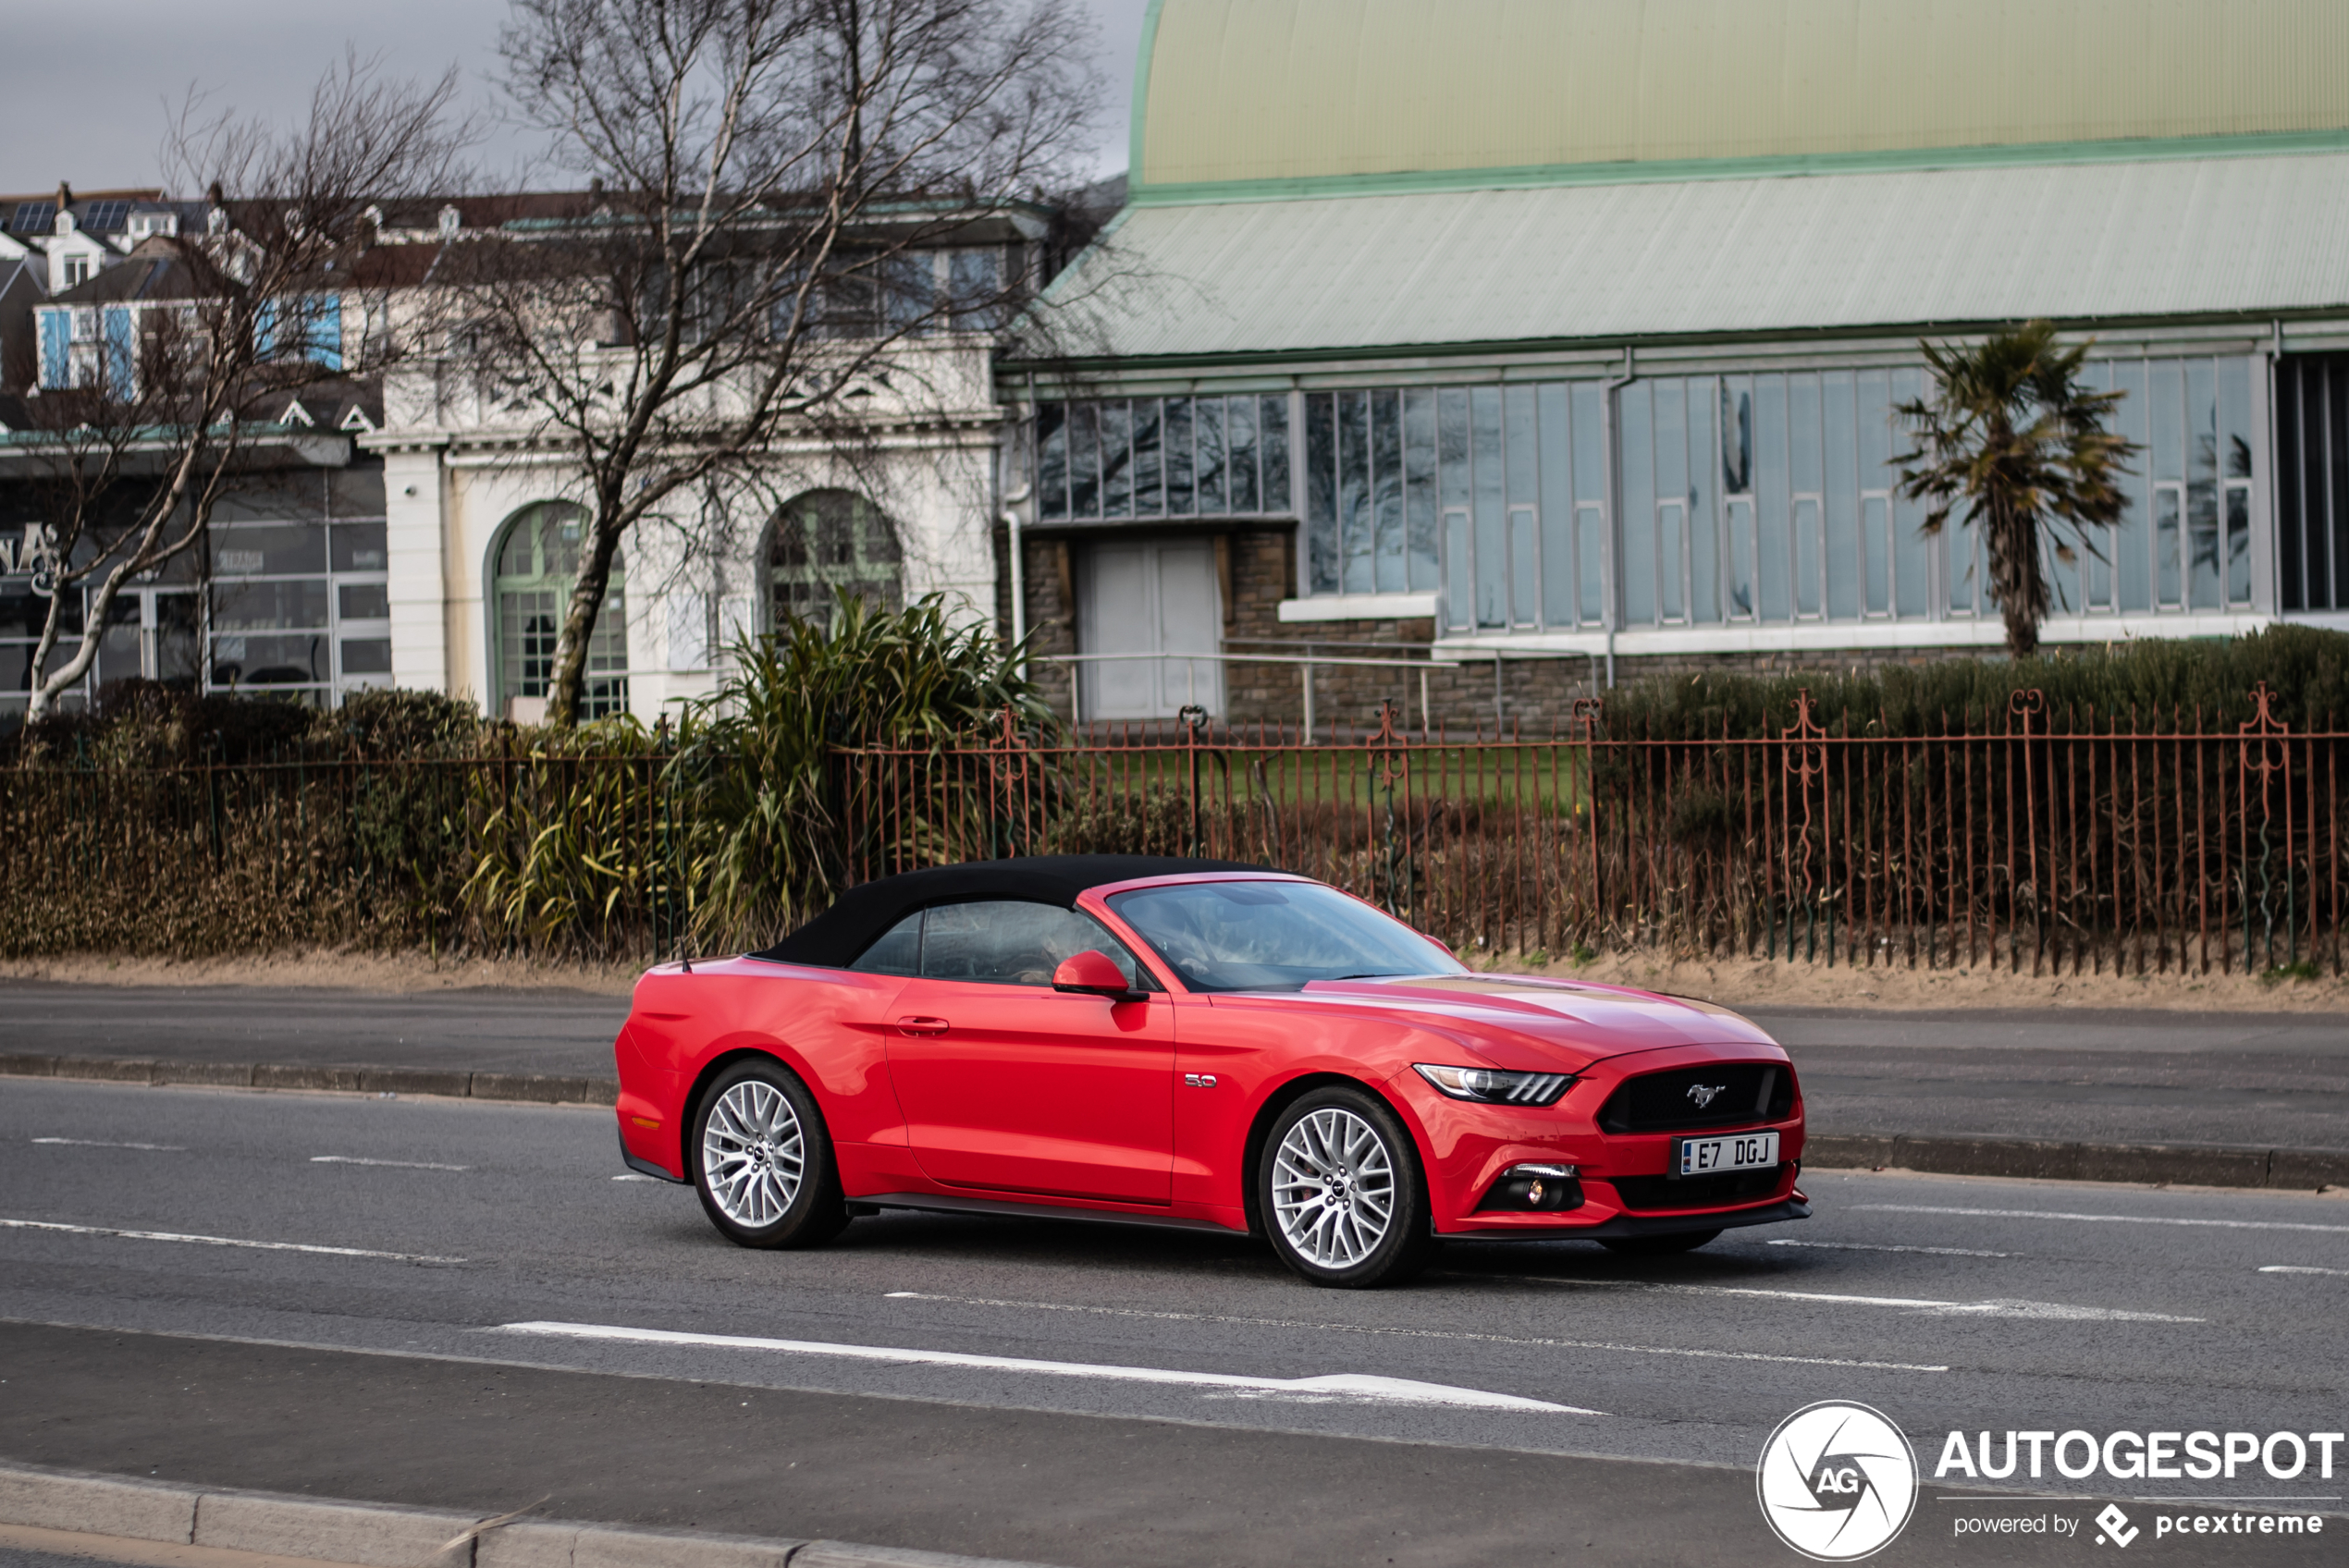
1781 688 1827 784
1571 695 1605 736
1368 698 1408 789
2238 680 2292 816
986 703 1034 796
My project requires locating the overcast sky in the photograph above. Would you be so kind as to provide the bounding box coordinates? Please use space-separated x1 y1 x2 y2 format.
0 0 1149 197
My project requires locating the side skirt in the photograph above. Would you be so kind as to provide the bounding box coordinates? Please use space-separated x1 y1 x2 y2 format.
849 1190 1248 1236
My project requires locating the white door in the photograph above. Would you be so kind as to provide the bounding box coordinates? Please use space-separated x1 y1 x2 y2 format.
1076 540 1223 719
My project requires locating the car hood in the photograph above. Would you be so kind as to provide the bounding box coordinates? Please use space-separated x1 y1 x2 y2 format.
1202 974 1781 1072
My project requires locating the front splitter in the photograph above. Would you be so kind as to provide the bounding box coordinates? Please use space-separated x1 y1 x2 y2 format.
1443 1196 1811 1242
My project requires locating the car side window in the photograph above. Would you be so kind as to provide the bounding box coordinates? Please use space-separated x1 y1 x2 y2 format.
917 900 1152 988
846 912 923 975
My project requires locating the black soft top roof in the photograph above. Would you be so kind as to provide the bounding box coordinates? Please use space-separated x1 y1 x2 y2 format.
752 854 1283 969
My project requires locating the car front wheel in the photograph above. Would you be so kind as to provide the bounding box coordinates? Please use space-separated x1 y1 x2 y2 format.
1258 1085 1434 1289
691 1059 850 1249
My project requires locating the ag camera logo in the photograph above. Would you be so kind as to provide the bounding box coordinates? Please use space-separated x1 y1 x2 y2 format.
1757 1401 1920 1561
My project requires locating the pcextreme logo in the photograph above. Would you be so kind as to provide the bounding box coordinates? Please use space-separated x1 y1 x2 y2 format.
1757 1401 1921 1561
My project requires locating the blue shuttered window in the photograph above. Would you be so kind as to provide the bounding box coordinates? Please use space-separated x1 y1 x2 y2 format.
37 309 68 389
102 308 136 400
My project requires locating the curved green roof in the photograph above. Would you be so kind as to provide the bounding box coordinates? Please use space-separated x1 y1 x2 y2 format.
1134 0 2349 197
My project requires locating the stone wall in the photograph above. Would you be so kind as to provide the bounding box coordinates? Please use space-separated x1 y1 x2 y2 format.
999 524 1079 721
1607 644 1995 685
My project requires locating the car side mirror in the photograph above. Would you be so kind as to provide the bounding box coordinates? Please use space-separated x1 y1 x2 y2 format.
1053 949 1140 1000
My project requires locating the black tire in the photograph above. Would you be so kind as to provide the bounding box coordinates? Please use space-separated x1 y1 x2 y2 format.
1598 1228 1722 1256
1256 1084 1436 1289
690 1058 851 1249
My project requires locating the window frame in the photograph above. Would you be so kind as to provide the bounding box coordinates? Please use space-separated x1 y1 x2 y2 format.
490 500 630 720
849 899 1159 991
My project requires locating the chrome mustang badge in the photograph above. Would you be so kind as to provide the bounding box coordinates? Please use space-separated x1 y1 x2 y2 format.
1687 1083 1727 1109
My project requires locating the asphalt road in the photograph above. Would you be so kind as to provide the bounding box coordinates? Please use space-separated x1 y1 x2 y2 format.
0 985 624 1077
5 982 2345 1148
1 1078 2343 1566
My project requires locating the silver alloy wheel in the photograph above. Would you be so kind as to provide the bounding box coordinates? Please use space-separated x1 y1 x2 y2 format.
1270 1106 1396 1268
702 1078 806 1227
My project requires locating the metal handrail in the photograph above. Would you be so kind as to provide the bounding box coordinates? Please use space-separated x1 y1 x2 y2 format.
1033 646 1490 731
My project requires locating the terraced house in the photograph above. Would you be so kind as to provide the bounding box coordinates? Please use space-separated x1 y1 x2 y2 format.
1006 0 2349 732
0 185 394 712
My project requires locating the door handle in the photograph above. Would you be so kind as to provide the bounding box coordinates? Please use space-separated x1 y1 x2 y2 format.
895 1016 950 1036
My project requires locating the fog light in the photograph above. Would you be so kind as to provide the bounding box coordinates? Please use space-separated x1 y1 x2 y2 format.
1477 1162 1584 1213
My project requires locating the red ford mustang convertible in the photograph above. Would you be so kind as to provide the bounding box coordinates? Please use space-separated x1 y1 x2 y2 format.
614 855 1808 1287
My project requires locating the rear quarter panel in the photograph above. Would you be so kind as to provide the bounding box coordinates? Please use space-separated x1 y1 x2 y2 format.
614 957 908 1180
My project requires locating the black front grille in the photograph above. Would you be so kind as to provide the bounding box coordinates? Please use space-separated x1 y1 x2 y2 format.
1610 1165 1788 1212
1599 1062 1792 1133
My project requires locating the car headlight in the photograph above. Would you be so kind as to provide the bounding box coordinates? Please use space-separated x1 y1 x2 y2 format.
1412 1063 1573 1106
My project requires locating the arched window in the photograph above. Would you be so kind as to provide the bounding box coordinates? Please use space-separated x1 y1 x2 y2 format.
493 502 628 719
769 490 902 629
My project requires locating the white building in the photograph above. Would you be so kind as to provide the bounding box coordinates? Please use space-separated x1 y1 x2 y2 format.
363 202 1049 722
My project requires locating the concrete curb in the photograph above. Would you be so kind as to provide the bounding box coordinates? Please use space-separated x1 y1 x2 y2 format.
0 1052 617 1108
0 1461 1053 1568
1804 1132 2349 1191
6 1052 2343 1192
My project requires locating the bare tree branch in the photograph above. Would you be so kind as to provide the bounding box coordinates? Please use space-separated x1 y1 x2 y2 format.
447 0 1103 725
13 51 475 720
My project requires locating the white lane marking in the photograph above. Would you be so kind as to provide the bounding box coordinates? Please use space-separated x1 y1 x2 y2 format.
881 1291 1949 1374
310 1156 470 1171
2259 1265 2349 1277
611 1174 659 1182
0 1217 463 1265
1765 1240 2013 1258
1508 1275 2200 1322
493 1319 1595 1413
31 1138 185 1151
1858 1203 2349 1235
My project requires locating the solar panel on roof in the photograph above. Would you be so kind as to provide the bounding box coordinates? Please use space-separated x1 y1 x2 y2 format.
9 202 55 234
80 201 129 232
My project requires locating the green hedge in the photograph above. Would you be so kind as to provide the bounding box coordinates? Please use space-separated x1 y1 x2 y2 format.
1597 625 2349 738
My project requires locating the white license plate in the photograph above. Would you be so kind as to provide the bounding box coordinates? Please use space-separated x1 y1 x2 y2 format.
1675 1130 1779 1178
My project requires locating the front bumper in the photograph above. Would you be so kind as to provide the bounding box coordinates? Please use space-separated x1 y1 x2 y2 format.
1389 1056 1808 1237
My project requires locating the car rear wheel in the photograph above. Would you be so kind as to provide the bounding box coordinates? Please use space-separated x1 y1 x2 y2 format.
1259 1085 1434 1289
691 1059 850 1249
1598 1228 1722 1256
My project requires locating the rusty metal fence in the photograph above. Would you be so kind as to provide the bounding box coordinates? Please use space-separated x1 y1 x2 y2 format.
840 685 2349 976
0 749 693 963
3 684 2342 973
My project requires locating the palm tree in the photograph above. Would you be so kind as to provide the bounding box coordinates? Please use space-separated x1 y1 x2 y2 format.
1894 321 2138 657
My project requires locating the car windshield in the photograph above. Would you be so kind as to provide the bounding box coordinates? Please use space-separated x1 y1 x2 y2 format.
1107 880 1465 994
